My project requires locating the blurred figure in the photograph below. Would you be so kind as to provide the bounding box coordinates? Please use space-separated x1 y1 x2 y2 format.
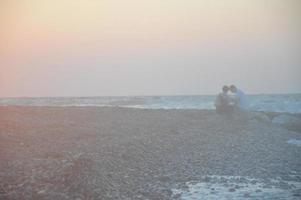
229 85 248 109
215 85 234 114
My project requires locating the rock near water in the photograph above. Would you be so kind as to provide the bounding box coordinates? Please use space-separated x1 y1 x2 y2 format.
250 112 271 123
272 114 301 133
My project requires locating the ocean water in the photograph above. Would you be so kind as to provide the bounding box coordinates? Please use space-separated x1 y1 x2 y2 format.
0 94 301 113
172 175 301 200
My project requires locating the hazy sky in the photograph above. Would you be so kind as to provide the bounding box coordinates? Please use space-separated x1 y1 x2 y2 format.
1 0 300 97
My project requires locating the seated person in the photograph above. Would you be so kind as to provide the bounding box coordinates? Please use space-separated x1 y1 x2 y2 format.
229 85 248 110
215 85 234 114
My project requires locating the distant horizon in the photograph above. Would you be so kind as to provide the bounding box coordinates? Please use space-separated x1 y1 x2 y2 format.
1 92 301 99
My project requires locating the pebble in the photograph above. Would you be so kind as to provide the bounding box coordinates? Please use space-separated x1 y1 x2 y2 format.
243 193 251 198
37 190 46 194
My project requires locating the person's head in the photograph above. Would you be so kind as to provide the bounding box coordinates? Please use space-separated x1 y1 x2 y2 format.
222 85 229 93
230 85 237 93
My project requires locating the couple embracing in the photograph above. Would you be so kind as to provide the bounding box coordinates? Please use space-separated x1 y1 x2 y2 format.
215 85 248 114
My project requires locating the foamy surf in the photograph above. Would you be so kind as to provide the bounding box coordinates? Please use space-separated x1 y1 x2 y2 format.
287 139 301 147
172 176 301 200
1 94 301 113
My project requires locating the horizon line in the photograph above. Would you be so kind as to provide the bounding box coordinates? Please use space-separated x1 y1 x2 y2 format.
1 92 301 99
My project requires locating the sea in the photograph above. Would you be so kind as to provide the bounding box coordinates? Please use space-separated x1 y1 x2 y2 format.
0 94 301 113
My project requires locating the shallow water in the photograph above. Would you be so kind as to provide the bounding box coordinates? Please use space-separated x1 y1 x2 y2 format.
172 176 301 200
287 139 301 147
1 94 301 113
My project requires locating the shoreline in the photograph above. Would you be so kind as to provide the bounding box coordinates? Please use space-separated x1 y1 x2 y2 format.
1 105 301 119
0 104 300 111
1 106 301 199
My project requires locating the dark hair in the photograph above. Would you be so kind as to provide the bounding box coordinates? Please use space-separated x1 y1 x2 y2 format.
230 85 237 90
222 85 229 92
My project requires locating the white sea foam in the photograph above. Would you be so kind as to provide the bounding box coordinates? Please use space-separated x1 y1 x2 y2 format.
287 139 301 147
172 176 301 200
0 94 301 113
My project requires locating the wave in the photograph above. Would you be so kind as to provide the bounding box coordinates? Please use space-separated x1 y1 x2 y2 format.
1 94 301 113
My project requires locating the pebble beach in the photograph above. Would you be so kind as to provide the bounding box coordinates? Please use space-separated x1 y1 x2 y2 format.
1 106 301 199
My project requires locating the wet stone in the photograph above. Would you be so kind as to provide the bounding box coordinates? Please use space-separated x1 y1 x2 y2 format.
210 191 217 194
234 185 241 189
158 176 170 182
220 177 228 183
203 177 211 182
243 193 251 198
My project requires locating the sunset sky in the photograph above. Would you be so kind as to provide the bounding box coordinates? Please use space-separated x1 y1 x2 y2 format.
1 0 300 97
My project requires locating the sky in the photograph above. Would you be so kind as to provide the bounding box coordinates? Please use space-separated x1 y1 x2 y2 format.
1 0 300 97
